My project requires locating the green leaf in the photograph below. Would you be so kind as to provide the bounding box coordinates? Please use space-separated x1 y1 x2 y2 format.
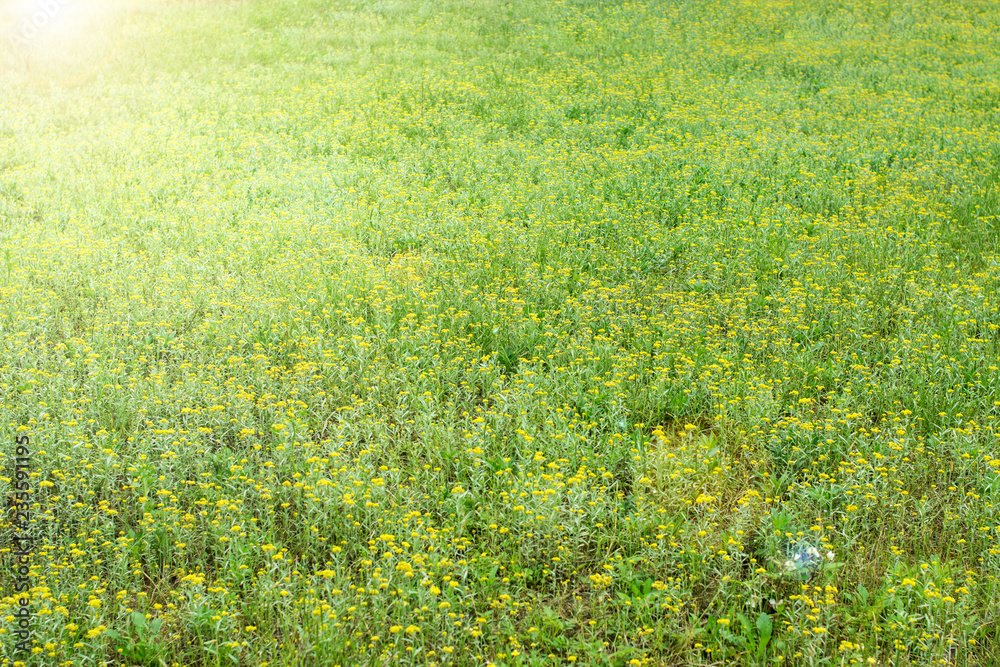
722 628 748 650
857 584 869 605
132 610 148 631
756 612 773 639
736 612 750 632
105 629 120 641
756 612 773 658
150 618 162 634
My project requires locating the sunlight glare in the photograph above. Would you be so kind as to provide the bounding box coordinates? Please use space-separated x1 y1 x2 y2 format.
2 0 130 85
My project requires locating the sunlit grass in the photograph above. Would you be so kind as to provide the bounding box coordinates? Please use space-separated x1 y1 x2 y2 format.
1 0 999 664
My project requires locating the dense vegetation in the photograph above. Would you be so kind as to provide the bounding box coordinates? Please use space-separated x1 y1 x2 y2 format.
1 0 998 664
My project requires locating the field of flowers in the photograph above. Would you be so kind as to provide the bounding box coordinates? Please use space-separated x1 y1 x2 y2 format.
1 0 998 664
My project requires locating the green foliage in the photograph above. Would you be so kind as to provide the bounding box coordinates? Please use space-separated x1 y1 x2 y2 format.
1 0 999 664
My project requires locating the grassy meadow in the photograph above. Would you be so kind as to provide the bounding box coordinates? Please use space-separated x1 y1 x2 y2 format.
1 0 999 664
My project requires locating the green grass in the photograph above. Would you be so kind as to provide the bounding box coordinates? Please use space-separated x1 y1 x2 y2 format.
1 0 999 665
